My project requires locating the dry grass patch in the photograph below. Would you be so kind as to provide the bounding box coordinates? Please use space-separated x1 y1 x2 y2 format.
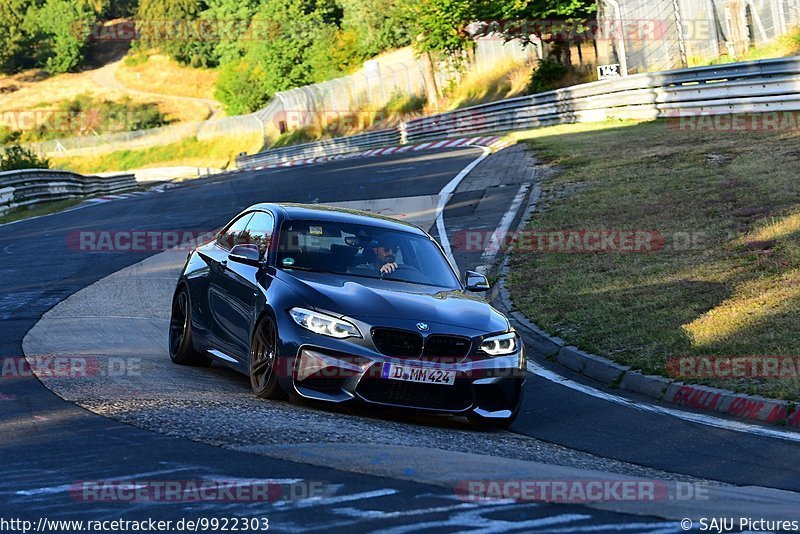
444 60 532 110
52 133 263 174
116 53 220 102
506 118 800 400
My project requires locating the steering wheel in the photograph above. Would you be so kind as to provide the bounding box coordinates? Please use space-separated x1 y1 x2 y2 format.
381 263 422 281
387 264 420 273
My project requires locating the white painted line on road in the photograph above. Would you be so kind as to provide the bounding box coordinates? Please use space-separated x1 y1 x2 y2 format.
480 182 530 266
528 361 800 443
435 146 491 270
272 488 399 509
203 477 304 485
371 508 589 534
13 467 195 496
331 501 482 519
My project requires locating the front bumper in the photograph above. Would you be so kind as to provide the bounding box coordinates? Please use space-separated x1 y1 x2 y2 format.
289 345 526 419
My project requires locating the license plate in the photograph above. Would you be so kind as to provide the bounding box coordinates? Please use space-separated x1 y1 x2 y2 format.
381 362 455 386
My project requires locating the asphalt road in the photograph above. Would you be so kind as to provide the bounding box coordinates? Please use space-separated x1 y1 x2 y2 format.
2 146 799 531
0 148 679 532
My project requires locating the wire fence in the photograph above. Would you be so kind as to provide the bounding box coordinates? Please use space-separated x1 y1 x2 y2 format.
597 0 800 74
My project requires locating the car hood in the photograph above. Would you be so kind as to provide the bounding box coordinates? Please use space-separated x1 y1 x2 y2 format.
276 270 509 333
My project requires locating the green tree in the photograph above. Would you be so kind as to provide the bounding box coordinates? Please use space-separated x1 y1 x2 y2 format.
0 145 50 171
410 0 595 55
0 0 38 73
23 0 97 74
338 0 414 57
214 58 270 115
214 0 344 112
200 0 260 66
136 0 211 66
408 0 475 55
246 0 340 91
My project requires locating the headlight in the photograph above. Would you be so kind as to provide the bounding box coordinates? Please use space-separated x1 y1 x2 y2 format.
289 307 362 339
479 333 517 356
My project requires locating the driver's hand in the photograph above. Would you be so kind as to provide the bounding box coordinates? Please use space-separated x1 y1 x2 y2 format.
380 262 398 274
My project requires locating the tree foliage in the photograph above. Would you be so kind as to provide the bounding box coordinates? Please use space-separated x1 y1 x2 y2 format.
0 145 50 171
411 0 596 54
0 0 97 74
0 0 34 73
214 58 270 115
24 0 98 74
3 0 596 114
216 0 360 113
135 0 209 66
338 0 414 57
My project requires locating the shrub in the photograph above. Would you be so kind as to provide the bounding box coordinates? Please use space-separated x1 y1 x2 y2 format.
528 58 569 94
215 59 270 115
384 92 426 114
0 127 22 146
0 145 50 171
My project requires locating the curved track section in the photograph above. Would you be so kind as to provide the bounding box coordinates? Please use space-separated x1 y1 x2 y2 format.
5 147 800 529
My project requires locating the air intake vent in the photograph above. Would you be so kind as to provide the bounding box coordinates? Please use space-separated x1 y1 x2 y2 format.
357 379 472 411
423 335 471 358
371 328 423 358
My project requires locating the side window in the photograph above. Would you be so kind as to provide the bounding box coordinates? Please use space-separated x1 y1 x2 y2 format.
245 211 275 259
216 213 253 251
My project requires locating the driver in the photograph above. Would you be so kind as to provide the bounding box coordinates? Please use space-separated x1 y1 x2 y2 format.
373 239 399 274
350 237 400 275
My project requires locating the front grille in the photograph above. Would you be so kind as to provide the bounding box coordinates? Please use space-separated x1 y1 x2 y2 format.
357 378 472 411
423 335 471 358
372 328 422 358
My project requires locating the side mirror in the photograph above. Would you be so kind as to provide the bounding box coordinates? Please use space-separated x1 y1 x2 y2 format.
464 271 490 292
229 244 262 266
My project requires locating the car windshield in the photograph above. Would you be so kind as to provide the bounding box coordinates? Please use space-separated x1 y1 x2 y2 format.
277 219 460 288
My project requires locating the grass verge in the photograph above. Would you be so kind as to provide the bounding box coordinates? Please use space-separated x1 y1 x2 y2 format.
0 198 83 225
506 117 800 400
51 133 263 175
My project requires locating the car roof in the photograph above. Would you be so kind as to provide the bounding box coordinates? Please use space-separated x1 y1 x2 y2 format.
250 203 428 236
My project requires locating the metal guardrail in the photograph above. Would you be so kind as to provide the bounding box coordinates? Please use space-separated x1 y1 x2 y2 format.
0 169 136 216
236 56 800 169
235 128 401 169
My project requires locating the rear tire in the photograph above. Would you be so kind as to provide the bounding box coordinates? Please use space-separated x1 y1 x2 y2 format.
250 316 287 400
169 286 211 366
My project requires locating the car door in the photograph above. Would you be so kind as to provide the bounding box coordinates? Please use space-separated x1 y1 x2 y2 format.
200 212 253 359
212 211 276 361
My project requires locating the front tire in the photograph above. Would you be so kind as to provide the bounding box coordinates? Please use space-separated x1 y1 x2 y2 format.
169 286 211 366
250 316 287 400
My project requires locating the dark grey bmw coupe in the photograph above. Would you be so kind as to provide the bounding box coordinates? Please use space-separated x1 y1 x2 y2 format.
169 203 526 426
